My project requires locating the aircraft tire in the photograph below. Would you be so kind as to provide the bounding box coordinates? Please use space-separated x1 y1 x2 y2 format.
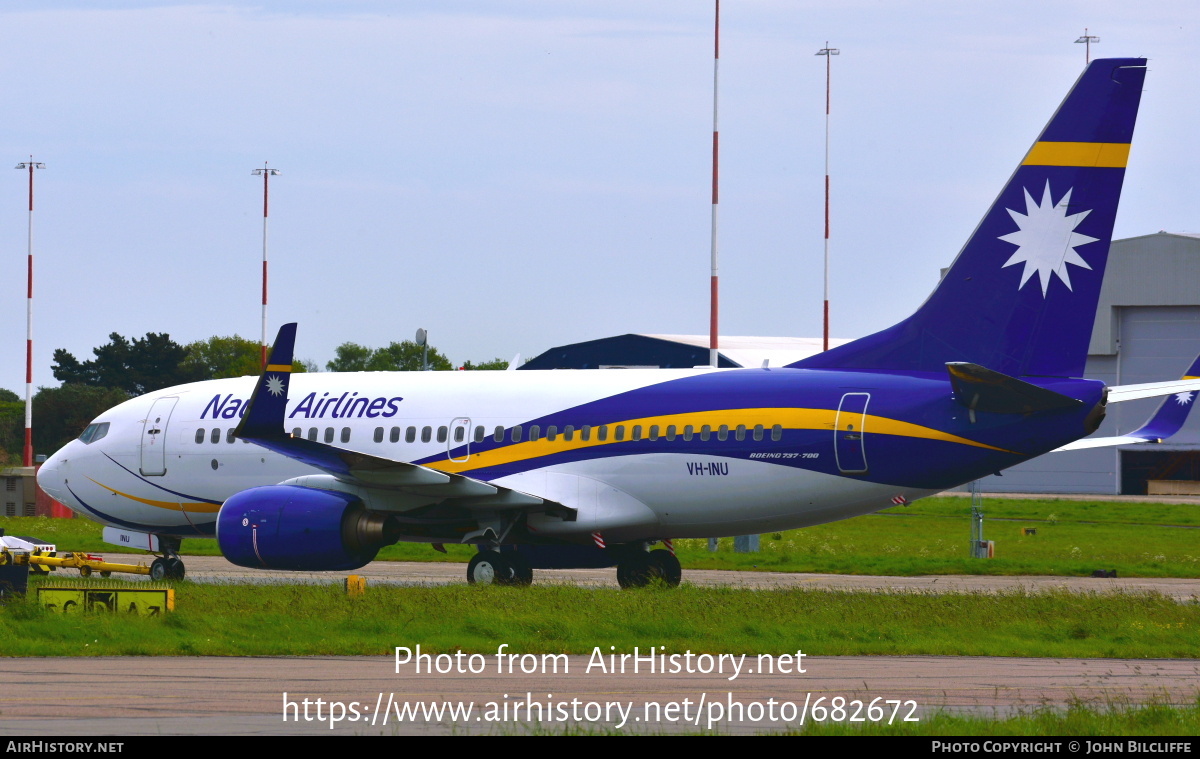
616 551 652 589
166 557 186 581
149 558 168 581
646 549 682 587
506 551 533 587
467 550 514 586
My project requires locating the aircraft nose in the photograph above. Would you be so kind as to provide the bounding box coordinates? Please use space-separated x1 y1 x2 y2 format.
36 448 71 505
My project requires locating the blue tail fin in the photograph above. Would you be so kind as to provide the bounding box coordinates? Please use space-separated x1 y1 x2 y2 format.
234 323 297 439
793 58 1147 378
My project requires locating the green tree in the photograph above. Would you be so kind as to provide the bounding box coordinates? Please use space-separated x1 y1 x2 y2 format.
52 332 202 395
30 385 131 459
461 358 510 370
326 341 452 372
0 389 23 464
181 334 310 379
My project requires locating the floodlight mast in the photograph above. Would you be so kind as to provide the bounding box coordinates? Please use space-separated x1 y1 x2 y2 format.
815 43 839 352
1075 28 1099 65
14 158 44 467
252 163 281 369
709 0 720 368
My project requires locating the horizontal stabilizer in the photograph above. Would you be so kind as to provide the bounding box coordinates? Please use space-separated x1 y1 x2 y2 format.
946 362 1083 414
1054 356 1200 452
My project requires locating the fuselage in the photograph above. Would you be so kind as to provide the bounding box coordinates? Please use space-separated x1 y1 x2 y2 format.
37 366 1106 543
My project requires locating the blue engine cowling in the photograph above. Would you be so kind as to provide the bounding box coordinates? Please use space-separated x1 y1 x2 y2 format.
217 485 394 571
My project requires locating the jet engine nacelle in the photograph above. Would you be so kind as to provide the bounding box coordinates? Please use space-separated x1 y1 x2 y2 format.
217 485 398 571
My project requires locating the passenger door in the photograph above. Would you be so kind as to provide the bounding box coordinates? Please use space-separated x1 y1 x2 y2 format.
834 393 869 474
139 397 179 476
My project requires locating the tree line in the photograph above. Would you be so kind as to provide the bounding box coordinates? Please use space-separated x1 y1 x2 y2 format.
0 332 509 464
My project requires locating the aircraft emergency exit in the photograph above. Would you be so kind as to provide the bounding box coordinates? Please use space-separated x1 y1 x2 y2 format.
38 58 1200 586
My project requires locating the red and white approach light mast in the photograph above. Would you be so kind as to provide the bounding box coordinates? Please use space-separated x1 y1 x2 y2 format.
15 157 44 467
252 163 281 369
815 43 839 351
709 0 720 367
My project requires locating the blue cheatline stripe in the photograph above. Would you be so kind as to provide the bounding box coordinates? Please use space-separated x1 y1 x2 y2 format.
103 452 222 504
65 482 214 536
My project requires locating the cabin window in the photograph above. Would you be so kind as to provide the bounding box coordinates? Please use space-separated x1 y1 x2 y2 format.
563 425 574 441
718 424 729 441
472 425 483 443
752 424 764 442
341 428 351 443
292 427 302 438
307 428 318 441
195 429 205 444
226 428 236 444
683 425 694 441
546 425 558 441
700 424 711 441
631 425 642 441
437 426 448 443
511 425 523 443
421 426 432 443
528 425 540 442
597 425 608 442
493 426 504 442
614 425 625 441
324 428 335 443
771 424 783 441
406 426 416 443
453 426 465 443
665 425 676 441
211 428 221 444
648 425 660 441
581 425 591 442
390 427 401 443
735 425 747 442
374 427 384 443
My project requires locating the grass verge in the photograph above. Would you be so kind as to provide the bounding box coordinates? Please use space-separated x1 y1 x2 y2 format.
3 581 1198 658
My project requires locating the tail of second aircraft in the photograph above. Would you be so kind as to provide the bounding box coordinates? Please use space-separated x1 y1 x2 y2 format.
794 58 1147 379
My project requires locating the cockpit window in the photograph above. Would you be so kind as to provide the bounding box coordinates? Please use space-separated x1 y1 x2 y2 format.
78 422 110 445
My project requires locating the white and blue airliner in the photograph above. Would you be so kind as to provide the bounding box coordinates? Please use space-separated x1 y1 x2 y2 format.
37 58 1200 587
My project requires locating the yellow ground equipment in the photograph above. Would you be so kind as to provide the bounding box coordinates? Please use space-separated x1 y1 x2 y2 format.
0 549 155 578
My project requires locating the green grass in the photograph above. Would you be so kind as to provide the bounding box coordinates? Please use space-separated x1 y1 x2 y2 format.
3 581 1199 658
794 699 1200 736
7 494 1200 577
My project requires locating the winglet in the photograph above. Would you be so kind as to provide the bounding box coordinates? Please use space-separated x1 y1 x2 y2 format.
234 322 297 440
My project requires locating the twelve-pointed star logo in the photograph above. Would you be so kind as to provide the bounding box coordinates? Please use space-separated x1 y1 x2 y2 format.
998 181 1097 296
265 375 285 396
1174 391 1195 406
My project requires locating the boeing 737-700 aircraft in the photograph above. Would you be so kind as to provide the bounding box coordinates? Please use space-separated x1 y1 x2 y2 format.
37 58 1200 587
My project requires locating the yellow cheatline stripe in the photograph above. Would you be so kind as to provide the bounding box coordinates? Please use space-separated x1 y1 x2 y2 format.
426 407 1014 475
1022 141 1129 168
266 364 292 372
87 478 221 514
1183 375 1199 380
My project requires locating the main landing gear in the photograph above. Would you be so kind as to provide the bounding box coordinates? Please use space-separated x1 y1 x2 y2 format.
464 543 682 589
616 548 681 589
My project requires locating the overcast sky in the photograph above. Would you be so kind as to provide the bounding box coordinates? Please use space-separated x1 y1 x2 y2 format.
1 1 1196 393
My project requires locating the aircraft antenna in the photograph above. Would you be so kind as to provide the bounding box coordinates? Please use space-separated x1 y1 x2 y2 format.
816 43 839 352
14 157 44 467
709 0 720 367
252 163 281 369
1074 29 1099 65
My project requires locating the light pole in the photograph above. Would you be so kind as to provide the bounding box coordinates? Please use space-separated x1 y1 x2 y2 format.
15 158 44 467
1075 29 1099 65
709 0 721 368
815 44 839 352
252 163 281 369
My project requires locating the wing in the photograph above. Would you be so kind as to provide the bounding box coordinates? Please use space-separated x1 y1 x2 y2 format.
233 324 573 522
1054 353 1200 452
